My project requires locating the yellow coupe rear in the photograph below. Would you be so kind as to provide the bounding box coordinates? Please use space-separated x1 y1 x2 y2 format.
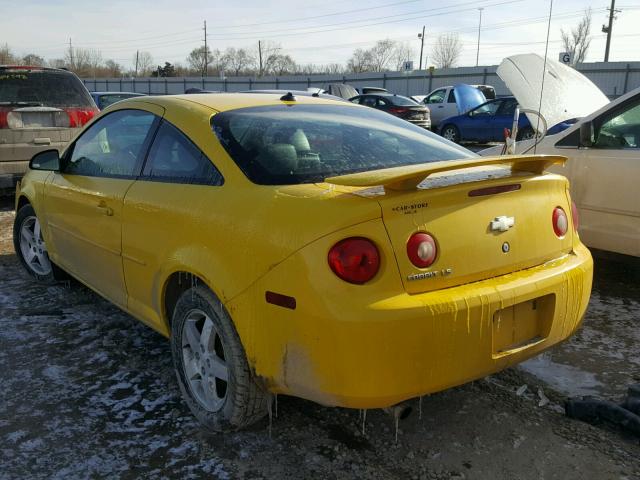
14 93 592 431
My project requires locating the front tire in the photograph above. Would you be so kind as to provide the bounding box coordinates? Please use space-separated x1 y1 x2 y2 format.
13 204 58 284
170 285 268 432
441 124 461 143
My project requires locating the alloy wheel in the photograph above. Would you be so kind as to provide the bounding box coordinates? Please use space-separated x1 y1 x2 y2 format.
181 309 229 411
19 216 52 276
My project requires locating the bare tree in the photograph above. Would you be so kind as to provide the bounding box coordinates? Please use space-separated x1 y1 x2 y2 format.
223 47 253 76
0 44 16 64
65 47 103 76
134 51 154 76
368 39 397 72
561 8 592 65
392 42 415 71
22 54 45 66
104 60 122 77
187 46 213 75
255 41 281 76
347 48 372 73
431 33 462 69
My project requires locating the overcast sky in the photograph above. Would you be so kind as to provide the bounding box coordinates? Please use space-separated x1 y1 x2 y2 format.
2 0 639 70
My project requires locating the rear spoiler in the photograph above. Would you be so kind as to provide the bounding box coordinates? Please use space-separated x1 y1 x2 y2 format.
325 155 567 191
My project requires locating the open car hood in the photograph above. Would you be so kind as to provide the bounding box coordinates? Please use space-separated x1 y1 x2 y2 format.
453 83 487 114
497 53 609 132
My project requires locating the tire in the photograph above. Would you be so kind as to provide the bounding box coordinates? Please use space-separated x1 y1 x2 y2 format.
517 126 535 141
170 285 268 432
13 204 62 284
441 124 461 143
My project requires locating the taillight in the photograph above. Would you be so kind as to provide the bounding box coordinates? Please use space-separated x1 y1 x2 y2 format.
65 107 98 127
0 107 11 129
552 207 568 237
571 200 579 230
389 107 409 114
328 237 380 284
407 232 437 268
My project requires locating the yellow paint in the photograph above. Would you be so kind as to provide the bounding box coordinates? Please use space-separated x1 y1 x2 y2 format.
17 93 593 409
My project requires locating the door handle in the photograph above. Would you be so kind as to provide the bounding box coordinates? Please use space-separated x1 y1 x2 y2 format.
97 205 114 216
437 105 444 108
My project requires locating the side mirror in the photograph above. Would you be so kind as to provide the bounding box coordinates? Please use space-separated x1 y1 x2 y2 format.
29 149 60 171
579 121 593 147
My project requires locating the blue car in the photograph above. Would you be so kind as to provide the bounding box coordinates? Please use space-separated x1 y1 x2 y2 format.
439 97 536 144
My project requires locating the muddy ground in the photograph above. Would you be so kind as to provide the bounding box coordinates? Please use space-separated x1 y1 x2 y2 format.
1 202 639 480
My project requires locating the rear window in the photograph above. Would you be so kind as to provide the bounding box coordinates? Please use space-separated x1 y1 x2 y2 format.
211 104 474 185
387 95 419 106
0 68 93 108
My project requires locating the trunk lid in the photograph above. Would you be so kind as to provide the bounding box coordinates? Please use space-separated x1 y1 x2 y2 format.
326 155 575 293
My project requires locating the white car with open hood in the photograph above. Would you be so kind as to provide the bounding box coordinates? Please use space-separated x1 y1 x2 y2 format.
481 54 639 257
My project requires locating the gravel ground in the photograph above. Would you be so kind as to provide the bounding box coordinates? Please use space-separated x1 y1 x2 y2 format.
1 202 639 480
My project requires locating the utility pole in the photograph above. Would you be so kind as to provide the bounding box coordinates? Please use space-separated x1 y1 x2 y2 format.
418 26 426 70
68 38 74 69
135 50 139 77
603 0 618 62
258 40 263 77
476 8 484 67
203 20 208 77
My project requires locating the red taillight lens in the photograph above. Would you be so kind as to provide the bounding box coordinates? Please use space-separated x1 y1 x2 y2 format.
328 237 380 284
571 200 579 230
552 207 568 237
65 107 98 127
0 107 11 129
407 232 437 268
389 107 409 114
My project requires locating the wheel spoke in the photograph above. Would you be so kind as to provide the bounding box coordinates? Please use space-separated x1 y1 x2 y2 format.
25 248 36 263
206 354 228 382
21 228 31 246
34 219 41 242
184 319 202 353
200 318 214 351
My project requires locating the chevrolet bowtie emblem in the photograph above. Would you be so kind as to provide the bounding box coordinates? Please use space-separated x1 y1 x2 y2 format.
490 216 515 232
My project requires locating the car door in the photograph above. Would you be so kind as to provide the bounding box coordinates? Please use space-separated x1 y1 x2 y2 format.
465 100 501 141
489 98 516 141
423 88 448 126
121 119 224 331
566 97 640 256
43 107 161 307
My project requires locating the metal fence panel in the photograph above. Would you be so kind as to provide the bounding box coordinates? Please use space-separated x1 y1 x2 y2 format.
82 61 640 99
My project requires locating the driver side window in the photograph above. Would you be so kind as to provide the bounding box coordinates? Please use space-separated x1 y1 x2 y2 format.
65 109 157 177
595 100 640 149
426 89 446 104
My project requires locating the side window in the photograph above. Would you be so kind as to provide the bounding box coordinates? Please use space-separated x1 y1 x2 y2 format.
447 90 456 103
143 121 223 185
426 89 446 104
361 97 377 108
377 97 390 107
594 100 640 149
497 99 518 116
65 109 156 177
350 96 362 104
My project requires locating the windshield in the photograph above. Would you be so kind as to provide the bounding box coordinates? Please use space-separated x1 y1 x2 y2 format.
0 69 94 108
472 100 500 116
211 104 474 185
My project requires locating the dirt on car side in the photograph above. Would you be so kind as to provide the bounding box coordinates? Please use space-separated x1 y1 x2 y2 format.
0 202 638 479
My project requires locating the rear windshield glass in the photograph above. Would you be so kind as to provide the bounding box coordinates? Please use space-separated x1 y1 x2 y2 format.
211 104 474 185
0 69 93 108
388 95 419 106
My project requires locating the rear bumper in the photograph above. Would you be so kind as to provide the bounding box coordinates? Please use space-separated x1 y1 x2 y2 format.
0 141 68 190
229 242 593 409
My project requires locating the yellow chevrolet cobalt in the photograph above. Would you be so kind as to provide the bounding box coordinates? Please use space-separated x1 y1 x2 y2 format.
14 93 592 431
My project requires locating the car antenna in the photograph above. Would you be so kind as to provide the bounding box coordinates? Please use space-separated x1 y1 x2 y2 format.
280 92 296 101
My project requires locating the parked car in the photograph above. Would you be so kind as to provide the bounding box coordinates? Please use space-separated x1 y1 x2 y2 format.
421 84 494 128
439 97 536 143
0 65 98 191
481 54 639 257
323 83 359 99
350 93 430 129
91 91 146 110
15 93 592 432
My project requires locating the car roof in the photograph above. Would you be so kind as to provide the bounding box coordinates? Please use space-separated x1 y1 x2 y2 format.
0 65 72 73
119 92 356 112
